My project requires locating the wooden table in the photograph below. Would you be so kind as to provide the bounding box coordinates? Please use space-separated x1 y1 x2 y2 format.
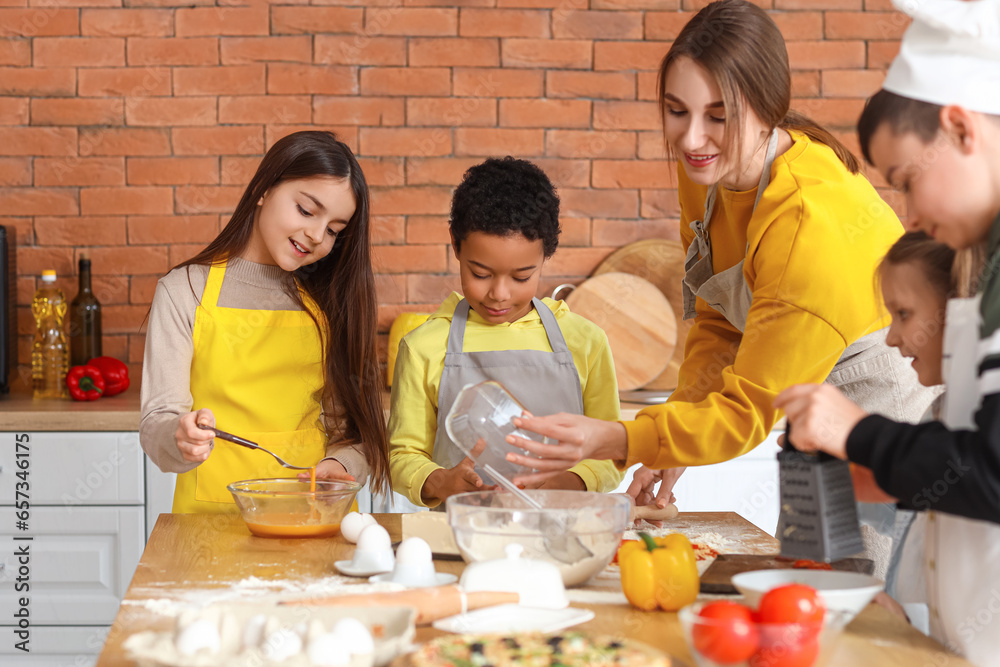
95 512 971 666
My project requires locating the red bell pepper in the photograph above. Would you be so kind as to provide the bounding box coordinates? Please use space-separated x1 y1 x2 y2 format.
67 365 104 401
87 356 130 396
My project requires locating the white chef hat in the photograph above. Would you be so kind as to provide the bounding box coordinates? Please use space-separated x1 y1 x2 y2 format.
883 0 1000 115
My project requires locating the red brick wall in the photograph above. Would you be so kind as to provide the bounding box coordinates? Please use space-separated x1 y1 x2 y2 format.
0 0 909 375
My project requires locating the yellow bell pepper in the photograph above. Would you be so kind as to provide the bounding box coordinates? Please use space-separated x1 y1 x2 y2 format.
618 532 699 611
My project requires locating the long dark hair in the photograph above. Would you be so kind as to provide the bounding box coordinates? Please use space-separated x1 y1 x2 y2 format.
657 0 861 174
176 131 390 495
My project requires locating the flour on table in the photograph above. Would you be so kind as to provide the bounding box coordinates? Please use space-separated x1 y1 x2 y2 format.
623 527 735 554
124 576 405 618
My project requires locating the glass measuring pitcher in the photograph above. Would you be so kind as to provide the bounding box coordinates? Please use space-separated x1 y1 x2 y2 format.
444 380 551 484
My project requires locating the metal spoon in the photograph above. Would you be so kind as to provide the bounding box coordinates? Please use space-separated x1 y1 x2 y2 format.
482 463 594 565
197 424 313 471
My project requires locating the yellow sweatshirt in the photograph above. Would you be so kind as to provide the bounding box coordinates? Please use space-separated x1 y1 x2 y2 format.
624 131 902 469
389 292 624 507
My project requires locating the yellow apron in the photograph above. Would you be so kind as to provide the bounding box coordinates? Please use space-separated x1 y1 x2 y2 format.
172 260 328 513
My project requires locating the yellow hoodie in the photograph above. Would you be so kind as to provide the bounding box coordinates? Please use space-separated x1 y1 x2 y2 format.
389 292 624 507
624 131 902 469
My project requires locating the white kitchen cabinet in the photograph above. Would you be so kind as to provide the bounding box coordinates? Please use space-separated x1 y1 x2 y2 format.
0 430 173 663
0 506 144 625
0 626 107 667
0 433 144 506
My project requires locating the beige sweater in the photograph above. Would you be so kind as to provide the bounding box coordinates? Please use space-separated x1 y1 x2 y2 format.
139 257 370 485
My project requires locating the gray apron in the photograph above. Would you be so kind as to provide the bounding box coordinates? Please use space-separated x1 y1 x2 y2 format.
679 128 937 571
432 297 585 477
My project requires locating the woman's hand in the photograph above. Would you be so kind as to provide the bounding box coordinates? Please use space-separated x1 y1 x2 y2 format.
773 384 868 460
872 592 910 622
626 465 680 507
506 413 628 487
298 457 356 483
176 408 216 463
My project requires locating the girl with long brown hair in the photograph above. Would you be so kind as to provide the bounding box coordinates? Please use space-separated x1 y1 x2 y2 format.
140 131 389 513
507 0 935 573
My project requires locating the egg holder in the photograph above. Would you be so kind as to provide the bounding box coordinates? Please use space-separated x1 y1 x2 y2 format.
335 524 457 587
122 603 415 667
432 543 594 634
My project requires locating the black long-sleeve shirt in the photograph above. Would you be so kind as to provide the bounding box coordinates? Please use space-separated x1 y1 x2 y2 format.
846 212 1000 523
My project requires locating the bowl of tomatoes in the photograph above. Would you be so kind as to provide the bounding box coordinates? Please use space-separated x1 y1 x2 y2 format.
678 584 851 667
731 570 882 624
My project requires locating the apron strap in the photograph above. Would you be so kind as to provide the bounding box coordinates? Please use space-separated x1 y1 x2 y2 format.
203 261 226 309
686 127 778 265
681 128 781 323
686 186 717 266
446 298 571 356
446 299 471 355
532 297 572 355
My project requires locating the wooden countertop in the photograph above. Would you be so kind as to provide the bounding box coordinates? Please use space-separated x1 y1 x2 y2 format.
0 383 672 434
95 512 970 667
0 376 140 431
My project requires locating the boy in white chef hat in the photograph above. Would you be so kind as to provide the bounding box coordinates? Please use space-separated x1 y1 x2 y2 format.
775 1 1000 663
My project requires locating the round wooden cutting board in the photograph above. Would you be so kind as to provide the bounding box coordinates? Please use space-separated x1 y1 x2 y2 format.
593 239 689 390
564 272 677 392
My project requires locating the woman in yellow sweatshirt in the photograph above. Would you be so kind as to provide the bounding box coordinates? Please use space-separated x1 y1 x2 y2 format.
506 0 937 505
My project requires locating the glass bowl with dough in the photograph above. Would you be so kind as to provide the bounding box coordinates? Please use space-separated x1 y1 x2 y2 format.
446 490 630 587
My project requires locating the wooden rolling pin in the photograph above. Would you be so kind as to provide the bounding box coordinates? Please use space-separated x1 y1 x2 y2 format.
281 585 518 626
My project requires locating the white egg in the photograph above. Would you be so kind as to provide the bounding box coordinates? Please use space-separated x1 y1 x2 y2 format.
340 512 366 543
306 632 352 666
332 618 374 655
355 523 391 552
242 614 268 649
175 619 221 656
394 537 432 565
262 627 304 661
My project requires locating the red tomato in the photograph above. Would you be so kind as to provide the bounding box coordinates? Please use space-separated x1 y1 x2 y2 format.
612 538 631 564
792 559 833 571
692 601 759 664
749 638 820 667
757 584 826 631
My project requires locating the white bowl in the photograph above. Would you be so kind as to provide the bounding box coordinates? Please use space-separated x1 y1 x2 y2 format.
731 569 883 623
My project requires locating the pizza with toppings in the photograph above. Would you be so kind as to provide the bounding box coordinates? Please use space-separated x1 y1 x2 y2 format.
691 542 719 561
411 632 671 667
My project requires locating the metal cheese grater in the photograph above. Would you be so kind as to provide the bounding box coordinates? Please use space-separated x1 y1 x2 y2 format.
776 424 864 562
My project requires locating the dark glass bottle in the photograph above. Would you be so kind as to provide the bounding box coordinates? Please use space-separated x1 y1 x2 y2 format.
69 256 102 366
